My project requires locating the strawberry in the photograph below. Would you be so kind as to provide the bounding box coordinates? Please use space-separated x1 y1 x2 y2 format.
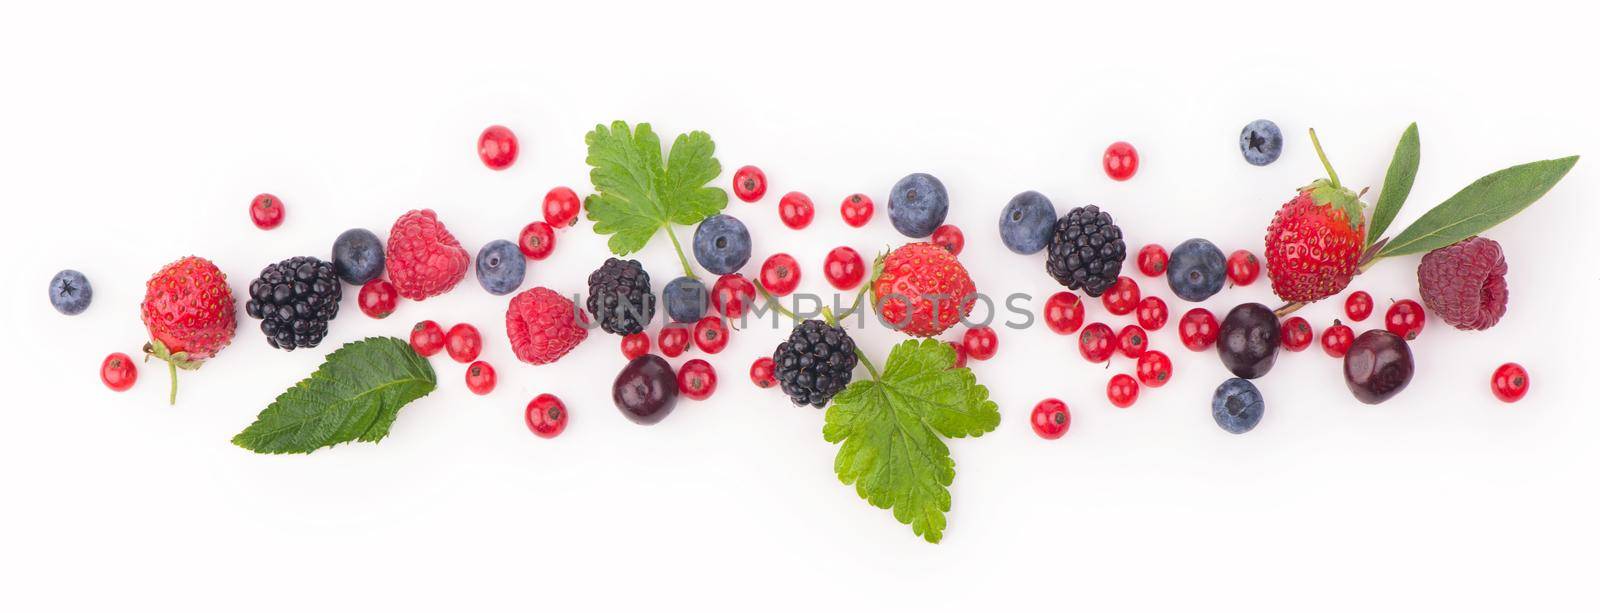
387 209 469 301
871 242 977 337
1264 129 1367 303
140 256 237 404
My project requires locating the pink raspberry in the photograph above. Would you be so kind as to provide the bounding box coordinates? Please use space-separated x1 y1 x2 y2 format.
506 287 589 365
1417 236 1508 331
387 209 469 301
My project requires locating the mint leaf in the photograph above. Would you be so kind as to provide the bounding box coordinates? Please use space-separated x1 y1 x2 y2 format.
1378 156 1578 257
232 337 437 454
584 121 727 256
1367 123 1420 247
823 339 1000 543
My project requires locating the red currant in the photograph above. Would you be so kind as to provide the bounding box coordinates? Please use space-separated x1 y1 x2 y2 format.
518 221 557 260
759 253 802 297
445 323 482 363
711 274 756 319
620 332 650 360
1135 351 1172 387
1178 308 1219 351
1030 399 1071 439
1079 322 1116 363
1321 320 1354 358
358 279 399 319
1134 296 1168 331
658 326 691 358
1385 299 1426 340
1345 291 1374 322
1043 291 1085 335
778 191 815 229
1280 316 1314 352
732 165 767 202
1490 362 1530 403
693 316 729 354
1106 373 1139 408
1116 325 1148 358
524 393 567 438
1226 250 1260 286
931 224 965 256
464 361 497 395
677 359 718 400
948 341 968 368
101 352 138 392
840 193 874 227
542 187 582 228
477 125 518 170
750 357 777 388
249 193 285 230
962 326 998 361
823 246 866 290
1101 276 1140 315
409 320 446 357
1136 244 1168 276
1103 141 1139 181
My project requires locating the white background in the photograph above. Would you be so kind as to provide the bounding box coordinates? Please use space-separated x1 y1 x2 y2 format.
3 1 1597 611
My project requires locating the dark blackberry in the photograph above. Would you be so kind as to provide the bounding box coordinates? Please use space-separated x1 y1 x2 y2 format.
772 320 859 408
245 256 342 351
586 258 656 335
1045 205 1126 297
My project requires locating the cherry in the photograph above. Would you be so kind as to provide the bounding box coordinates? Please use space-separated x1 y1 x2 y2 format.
1043 291 1085 335
1135 351 1172 387
778 191 815 229
524 393 568 438
249 193 285 230
1103 141 1139 181
542 187 582 228
750 357 777 388
1136 244 1168 277
711 274 757 319
1490 362 1530 403
1078 322 1116 363
693 316 729 354
962 326 999 361
409 320 446 357
518 221 557 260
1102 276 1140 315
477 125 518 170
1345 291 1374 322
1030 399 1071 439
840 193 874 227
1385 299 1426 340
823 246 866 290
1135 296 1168 331
101 352 138 392
358 279 399 319
1116 325 1148 358
1226 250 1260 286
948 341 968 368
1321 320 1354 358
677 359 718 401
445 323 482 363
759 253 802 297
1280 316 1314 352
620 332 651 360
464 361 497 395
732 165 767 202
931 225 965 256
658 326 691 358
1178 308 1219 351
1106 373 1139 408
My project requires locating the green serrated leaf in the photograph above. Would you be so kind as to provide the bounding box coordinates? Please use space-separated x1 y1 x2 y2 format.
1378 156 1578 257
232 337 437 455
1367 123 1421 247
583 121 727 256
822 339 1000 543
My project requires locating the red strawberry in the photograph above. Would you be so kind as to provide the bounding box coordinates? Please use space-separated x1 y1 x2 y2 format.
871 242 976 337
387 209 469 301
506 287 589 365
1264 129 1366 303
140 256 237 404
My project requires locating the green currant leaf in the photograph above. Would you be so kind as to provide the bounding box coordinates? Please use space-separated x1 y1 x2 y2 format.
583 121 727 256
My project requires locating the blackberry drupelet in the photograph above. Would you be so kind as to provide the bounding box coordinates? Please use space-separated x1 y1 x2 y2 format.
772 320 859 408
586 258 656 335
1046 205 1126 297
245 256 342 351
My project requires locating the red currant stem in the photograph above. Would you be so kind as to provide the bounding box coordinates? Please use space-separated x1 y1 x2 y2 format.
1308 128 1341 189
662 224 697 280
821 306 880 381
754 281 803 323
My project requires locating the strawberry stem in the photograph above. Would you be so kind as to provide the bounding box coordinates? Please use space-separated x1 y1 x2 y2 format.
166 361 178 405
1308 128 1341 189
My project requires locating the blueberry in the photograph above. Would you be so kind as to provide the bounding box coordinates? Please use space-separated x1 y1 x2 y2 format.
475 240 526 295
663 276 708 323
48 269 92 315
1240 119 1283 166
692 214 751 275
1166 238 1226 302
331 228 386 285
1212 378 1265 434
997 190 1057 255
887 173 949 238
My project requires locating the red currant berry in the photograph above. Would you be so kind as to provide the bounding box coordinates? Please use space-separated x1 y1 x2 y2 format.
1134 296 1168 331
1101 276 1140 315
948 341 968 368
693 316 729 354
1103 141 1139 181
477 125 518 170
1078 322 1116 363
524 393 567 439
677 359 718 401
1043 291 1085 335
465 361 497 395
1136 244 1168 276
409 320 446 357
1178 308 1219 351
1385 299 1426 340
1321 320 1354 358
711 274 756 319
658 326 691 358
1116 325 1148 358
840 193 874 227
1226 250 1260 286
620 332 650 360
1030 399 1071 439
962 326 999 361
249 193 285 230
750 357 777 389
1491 362 1530 403
823 246 866 290
1280 316 1314 352
358 279 399 319
542 187 582 228
778 191 815 229
1345 291 1374 322
445 323 482 363
101 352 138 392
518 221 557 260
931 225 965 256
1135 350 1172 387
1107 373 1140 408
759 253 802 297
732 165 767 202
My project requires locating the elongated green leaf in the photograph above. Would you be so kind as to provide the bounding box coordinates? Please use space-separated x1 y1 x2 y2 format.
233 337 437 454
1379 156 1578 257
1367 123 1420 246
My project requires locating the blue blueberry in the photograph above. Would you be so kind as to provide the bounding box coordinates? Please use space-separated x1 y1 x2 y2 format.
1240 119 1283 166
475 240 526 295
1166 238 1226 302
997 190 1057 255
663 276 708 323
48 269 92 315
887 173 949 238
1212 378 1265 434
331 228 386 285
692 214 751 275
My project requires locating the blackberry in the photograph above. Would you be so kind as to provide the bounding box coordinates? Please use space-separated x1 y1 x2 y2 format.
245 256 342 351
772 320 859 408
1045 205 1126 297
586 258 656 335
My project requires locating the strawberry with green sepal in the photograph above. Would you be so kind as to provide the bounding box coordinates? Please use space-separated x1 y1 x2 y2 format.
140 256 238 404
1264 129 1367 303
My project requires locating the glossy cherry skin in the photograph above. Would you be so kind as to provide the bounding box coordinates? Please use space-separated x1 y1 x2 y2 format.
612 355 679 425
1343 330 1414 404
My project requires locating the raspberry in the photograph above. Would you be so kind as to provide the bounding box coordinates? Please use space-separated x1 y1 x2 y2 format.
506 287 589 365
1417 237 1508 331
386 209 469 301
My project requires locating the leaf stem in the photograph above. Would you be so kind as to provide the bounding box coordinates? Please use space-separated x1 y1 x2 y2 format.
663 224 697 280
754 281 802 323
1309 128 1341 189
